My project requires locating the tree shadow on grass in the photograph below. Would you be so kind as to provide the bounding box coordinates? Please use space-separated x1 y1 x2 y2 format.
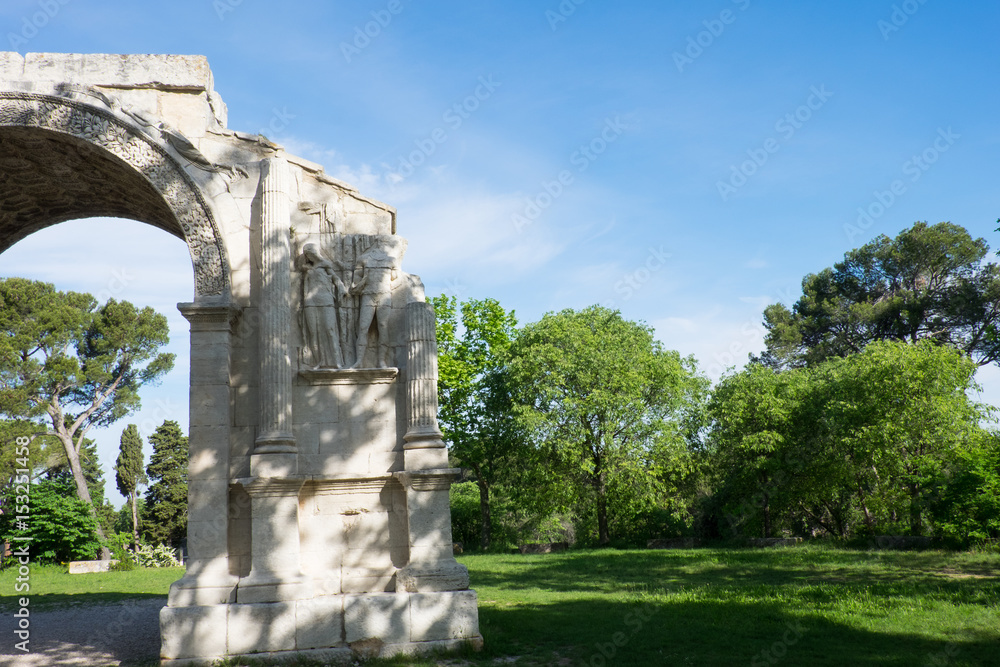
0 591 167 612
478 597 999 667
467 549 1000 602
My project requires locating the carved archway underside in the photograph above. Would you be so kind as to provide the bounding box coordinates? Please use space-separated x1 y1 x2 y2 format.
0 92 229 298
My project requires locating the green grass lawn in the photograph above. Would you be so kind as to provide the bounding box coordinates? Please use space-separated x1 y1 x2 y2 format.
3 546 998 666
449 546 1000 667
0 563 184 611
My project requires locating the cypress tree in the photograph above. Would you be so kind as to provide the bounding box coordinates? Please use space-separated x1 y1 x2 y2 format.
115 424 146 552
143 420 188 547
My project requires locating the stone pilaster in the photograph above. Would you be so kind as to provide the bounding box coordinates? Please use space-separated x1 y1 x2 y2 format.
395 470 469 592
167 302 238 607
403 301 448 470
254 157 296 481
236 477 311 603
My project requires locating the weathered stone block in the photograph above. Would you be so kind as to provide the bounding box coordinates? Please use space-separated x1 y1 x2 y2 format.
23 53 213 89
189 341 230 385
68 560 114 573
344 594 409 645
188 425 229 481
228 602 296 654
409 591 480 642
160 605 228 660
296 596 345 650
189 384 230 426
0 52 25 80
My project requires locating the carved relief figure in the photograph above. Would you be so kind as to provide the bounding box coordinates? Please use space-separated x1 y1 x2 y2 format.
350 240 398 368
298 243 348 368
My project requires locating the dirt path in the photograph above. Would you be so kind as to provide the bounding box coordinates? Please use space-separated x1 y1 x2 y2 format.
0 598 162 666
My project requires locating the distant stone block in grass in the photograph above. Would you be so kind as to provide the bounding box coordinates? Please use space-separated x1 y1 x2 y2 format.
872 536 933 550
518 542 569 554
647 538 700 549
748 538 803 548
68 560 117 574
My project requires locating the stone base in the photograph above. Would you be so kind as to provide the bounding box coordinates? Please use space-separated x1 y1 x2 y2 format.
160 590 481 664
397 562 470 592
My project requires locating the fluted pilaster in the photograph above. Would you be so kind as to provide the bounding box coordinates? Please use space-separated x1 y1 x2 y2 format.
255 156 295 453
404 301 445 447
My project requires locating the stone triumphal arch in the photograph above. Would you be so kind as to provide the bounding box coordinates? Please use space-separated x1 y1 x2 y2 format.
0 53 480 664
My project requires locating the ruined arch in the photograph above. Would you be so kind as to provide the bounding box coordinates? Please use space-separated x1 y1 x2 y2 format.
1 53 481 664
0 91 230 299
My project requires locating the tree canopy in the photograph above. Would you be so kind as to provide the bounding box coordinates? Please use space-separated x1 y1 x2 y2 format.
0 277 174 557
759 222 1000 369
710 340 983 538
431 295 521 550
507 305 707 545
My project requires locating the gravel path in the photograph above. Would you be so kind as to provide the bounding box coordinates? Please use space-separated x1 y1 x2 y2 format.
0 598 163 666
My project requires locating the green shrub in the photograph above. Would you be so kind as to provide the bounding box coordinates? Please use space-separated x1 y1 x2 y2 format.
0 477 101 563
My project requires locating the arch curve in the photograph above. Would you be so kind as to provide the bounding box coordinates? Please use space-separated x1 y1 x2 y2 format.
0 91 230 299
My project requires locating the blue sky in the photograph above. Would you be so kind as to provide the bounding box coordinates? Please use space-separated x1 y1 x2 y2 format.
2 0 998 506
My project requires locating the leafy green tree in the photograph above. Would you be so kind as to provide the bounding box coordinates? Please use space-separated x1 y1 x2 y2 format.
143 420 188 547
0 278 174 559
710 340 983 538
431 295 521 550
115 424 146 551
927 432 1000 545
43 435 118 538
115 496 146 535
508 306 707 545
0 476 101 563
820 341 981 534
0 420 56 487
759 222 1000 369
708 364 806 538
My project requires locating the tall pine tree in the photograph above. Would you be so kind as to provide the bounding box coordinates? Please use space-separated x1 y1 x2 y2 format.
115 424 146 551
143 420 188 547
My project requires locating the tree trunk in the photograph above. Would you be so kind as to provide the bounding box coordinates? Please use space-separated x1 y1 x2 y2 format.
909 483 922 535
477 478 491 551
762 491 772 539
131 491 140 552
594 455 610 546
59 433 112 560
857 482 875 534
